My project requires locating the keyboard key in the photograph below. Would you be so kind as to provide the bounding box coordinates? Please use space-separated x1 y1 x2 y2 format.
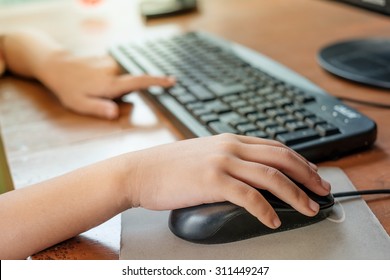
199 113 219 124
316 123 340 136
229 100 248 109
188 85 215 101
245 130 269 138
169 86 187 96
295 93 316 104
209 121 238 134
185 102 204 110
222 94 240 103
294 109 315 120
266 108 287 118
208 83 247 97
256 119 279 130
192 107 212 116
275 114 297 125
177 94 197 104
266 126 289 138
256 102 276 112
205 100 231 114
236 123 258 134
275 97 294 107
305 116 327 128
219 111 247 126
285 121 308 131
276 129 320 145
247 112 268 122
237 106 257 116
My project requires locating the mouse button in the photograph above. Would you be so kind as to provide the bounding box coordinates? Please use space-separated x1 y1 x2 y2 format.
316 193 334 208
294 183 335 209
168 202 243 241
211 211 275 243
304 187 334 208
277 206 331 232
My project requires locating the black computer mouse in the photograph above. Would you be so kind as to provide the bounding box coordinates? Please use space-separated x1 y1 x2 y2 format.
168 185 334 244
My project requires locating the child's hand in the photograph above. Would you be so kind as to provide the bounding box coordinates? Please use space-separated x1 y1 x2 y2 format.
128 134 331 229
0 36 6 76
38 53 175 119
1 29 175 118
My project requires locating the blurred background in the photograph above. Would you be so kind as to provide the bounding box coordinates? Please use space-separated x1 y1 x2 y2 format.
0 0 179 55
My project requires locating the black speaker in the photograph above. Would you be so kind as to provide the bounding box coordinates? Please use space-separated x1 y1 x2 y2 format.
335 0 390 15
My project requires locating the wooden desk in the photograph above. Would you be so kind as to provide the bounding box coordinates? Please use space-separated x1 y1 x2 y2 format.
0 0 389 259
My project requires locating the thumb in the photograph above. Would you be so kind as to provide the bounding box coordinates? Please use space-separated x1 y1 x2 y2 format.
71 96 119 120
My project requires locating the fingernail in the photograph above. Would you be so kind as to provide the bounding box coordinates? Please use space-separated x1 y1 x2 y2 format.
321 178 331 192
309 199 320 213
105 106 118 119
273 217 281 228
309 162 318 171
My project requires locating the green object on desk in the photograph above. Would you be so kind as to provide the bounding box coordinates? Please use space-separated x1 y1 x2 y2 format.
0 131 14 194
0 0 48 5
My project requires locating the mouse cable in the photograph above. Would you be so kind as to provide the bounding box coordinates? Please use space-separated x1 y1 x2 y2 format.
336 96 390 109
333 189 390 198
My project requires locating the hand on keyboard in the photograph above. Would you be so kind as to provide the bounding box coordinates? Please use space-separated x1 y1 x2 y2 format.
1 29 176 120
128 133 331 229
39 54 175 119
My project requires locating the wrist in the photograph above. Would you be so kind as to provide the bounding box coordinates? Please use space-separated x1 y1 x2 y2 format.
34 49 72 83
1 30 67 79
113 151 144 211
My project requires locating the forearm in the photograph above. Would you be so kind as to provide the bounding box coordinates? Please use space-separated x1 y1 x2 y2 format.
0 153 135 260
0 29 67 79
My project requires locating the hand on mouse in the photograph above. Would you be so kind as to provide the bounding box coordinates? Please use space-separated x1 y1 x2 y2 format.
127 133 331 229
0 133 330 259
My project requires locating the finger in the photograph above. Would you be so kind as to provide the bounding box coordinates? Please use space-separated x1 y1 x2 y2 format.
234 134 318 170
228 140 330 195
227 159 321 217
68 96 119 120
106 74 176 98
221 176 281 229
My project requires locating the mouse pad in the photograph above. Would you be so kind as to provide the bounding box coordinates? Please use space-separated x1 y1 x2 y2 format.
120 167 390 259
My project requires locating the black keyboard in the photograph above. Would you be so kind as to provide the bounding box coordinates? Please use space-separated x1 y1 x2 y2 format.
110 31 377 162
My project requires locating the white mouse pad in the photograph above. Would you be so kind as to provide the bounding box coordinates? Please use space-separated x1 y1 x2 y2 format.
120 167 390 259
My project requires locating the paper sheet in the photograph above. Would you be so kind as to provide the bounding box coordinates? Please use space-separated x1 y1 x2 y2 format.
120 167 390 259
